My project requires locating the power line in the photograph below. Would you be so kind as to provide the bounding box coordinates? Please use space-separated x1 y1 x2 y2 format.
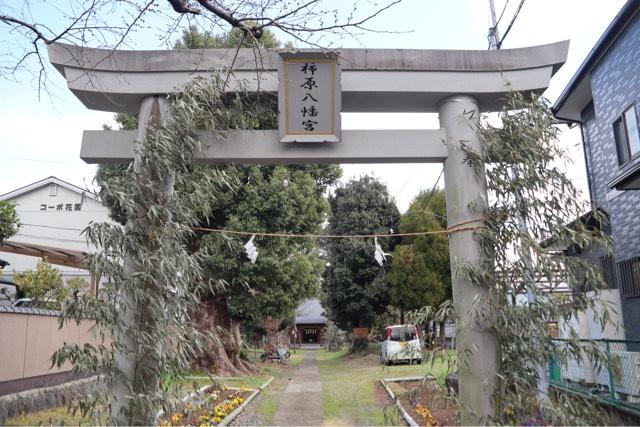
396 168 447 222
394 165 420 200
419 168 444 219
497 0 526 49
13 233 88 244
20 223 86 231
402 209 447 221
495 0 510 28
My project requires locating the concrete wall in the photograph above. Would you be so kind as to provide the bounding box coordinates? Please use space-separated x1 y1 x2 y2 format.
0 307 106 384
582 11 640 338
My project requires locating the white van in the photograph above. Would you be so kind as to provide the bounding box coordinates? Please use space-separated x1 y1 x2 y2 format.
380 324 422 365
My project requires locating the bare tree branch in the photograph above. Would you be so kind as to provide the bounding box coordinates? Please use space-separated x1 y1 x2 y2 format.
194 0 263 39
0 14 52 43
167 0 201 14
0 0 405 94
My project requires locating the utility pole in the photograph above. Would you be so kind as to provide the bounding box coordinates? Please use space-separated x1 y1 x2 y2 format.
489 0 501 49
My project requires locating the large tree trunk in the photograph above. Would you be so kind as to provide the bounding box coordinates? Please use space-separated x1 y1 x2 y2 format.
192 299 245 377
439 320 446 349
227 318 257 374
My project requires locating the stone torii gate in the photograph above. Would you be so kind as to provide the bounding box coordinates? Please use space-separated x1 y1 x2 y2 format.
48 41 568 423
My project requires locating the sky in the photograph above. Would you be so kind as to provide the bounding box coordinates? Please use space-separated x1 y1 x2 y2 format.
0 0 629 212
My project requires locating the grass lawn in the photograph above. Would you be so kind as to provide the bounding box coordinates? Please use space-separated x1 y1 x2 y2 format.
317 343 454 426
4 406 92 426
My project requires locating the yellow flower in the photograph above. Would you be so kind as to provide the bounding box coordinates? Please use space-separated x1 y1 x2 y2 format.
171 412 183 425
414 404 437 427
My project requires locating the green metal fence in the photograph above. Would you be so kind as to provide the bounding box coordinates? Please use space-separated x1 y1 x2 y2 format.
549 339 640 416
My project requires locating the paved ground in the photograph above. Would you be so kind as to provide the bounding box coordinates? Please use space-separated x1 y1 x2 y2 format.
229 393 264 426
271 349 323 426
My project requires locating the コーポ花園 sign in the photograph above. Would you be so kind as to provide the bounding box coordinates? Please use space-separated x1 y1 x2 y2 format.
278 52 341 143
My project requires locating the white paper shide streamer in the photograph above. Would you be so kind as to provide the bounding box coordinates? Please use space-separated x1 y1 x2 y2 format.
244 234 259 263
374 237 391 266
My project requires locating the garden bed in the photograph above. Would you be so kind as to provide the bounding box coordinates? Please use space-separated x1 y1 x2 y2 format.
381 377 458 426
2 373 274 426
158 382 258 427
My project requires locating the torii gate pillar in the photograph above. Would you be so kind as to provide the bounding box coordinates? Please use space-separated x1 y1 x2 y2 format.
440 95 497 423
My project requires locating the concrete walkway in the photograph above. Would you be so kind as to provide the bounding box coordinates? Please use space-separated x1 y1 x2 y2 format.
271 349 323 426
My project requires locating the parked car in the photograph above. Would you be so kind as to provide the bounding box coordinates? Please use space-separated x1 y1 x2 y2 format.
12 298 34 307
380 324 422 365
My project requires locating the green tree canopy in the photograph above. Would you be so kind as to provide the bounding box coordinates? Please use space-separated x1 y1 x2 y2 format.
14 258 67 306
0 200 19 244
388 189 450 319
322 176 400 331
200 164 339 323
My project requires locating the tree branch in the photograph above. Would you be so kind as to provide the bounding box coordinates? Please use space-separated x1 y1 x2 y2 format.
167 0 201 14
0 14 52 44
194 0 262 38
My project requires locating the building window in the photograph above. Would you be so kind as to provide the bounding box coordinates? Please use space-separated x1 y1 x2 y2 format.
613 105 640 165
619 256 640 298
48 183 57 196
600 255 618 289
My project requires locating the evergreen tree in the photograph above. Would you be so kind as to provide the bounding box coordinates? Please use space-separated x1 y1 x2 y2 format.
322 176 400 332
388 189 451 322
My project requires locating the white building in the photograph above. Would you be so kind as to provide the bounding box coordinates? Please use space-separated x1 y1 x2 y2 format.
0 176 110 293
